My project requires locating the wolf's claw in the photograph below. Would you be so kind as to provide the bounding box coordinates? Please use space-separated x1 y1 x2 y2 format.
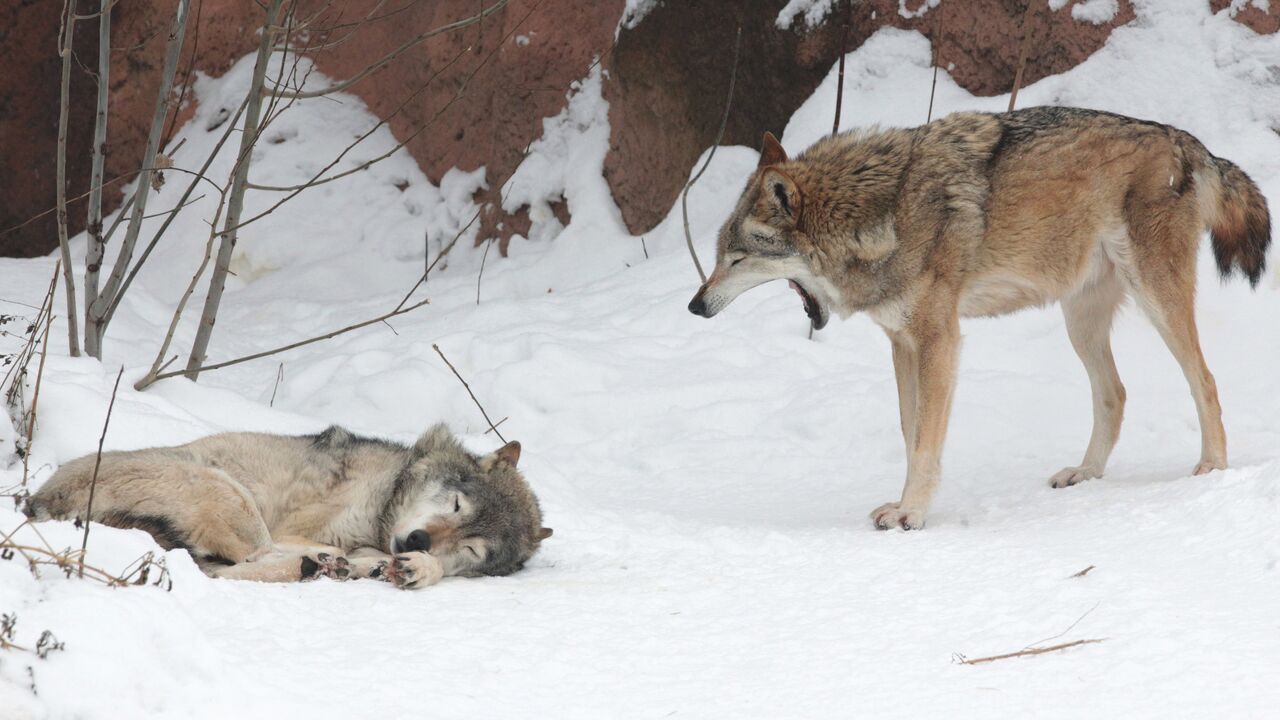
870 502 925 531
1050 465 1101 488
301 552 351 581
387 552 444 589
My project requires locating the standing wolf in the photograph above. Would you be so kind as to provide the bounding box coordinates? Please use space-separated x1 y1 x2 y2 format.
26 424 552 588
688 107 1270 530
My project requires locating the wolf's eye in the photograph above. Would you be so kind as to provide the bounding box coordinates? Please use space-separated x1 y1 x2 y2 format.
729 256 744 267
465 545 481 559
453 495 461 513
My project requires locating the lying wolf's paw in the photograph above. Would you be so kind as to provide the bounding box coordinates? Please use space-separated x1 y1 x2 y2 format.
300 552 351 581
1049 465 1101 488
387 552 444 590
870 502 925 531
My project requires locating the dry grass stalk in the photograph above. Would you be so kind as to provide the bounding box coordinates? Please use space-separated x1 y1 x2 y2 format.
78 366 124 577
1008 1 1037 113
682 25 742 283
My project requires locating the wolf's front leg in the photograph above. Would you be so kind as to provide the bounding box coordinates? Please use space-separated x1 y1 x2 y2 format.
872 309 960 530
344 548 444 589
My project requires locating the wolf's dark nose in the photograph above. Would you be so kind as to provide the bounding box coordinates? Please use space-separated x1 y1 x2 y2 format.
404 529 432 553
688 295 709 317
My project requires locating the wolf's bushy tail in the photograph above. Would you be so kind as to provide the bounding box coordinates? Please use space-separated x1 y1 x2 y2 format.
1204 156 1270 287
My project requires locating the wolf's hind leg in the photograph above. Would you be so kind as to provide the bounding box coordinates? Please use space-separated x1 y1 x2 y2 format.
1126 209 1227 475
1052 270 1127 488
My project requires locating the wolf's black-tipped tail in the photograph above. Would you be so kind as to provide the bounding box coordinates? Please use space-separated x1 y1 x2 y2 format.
1207 157 1270 287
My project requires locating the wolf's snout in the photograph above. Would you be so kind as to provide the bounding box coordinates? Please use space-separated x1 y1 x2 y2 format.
399 529 432 553
688 289 711 317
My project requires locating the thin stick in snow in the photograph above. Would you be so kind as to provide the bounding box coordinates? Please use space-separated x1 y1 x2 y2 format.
78 366 124 578
956 638 1106 665
682 25 741 283
432 344 506 443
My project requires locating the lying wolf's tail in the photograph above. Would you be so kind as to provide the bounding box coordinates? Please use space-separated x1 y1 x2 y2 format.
1196 151 1271 287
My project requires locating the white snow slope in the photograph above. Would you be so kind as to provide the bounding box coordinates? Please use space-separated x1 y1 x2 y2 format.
2 1 1279 717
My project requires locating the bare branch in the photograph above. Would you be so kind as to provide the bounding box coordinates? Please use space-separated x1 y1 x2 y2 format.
78 366 124 578
681 25 741 283
19 263 59 491
432 344 506 442
101 93 251 329
91 0 191 342
84 0 112 358
141 297 431 387
183 0 284 381
55 1 81 357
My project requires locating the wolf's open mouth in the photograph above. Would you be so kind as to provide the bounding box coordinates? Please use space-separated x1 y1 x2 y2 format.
788 280 826 329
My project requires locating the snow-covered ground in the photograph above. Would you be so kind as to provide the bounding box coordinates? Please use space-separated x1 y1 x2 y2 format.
2 1 1279 717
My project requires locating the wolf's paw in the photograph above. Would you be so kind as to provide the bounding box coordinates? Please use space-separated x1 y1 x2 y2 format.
300 552 351 581
870 502 925 531
387 552 444 590
1050 465 1100 488
1192 459 1226 476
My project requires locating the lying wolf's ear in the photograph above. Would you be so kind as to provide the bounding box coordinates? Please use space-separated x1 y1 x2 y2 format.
414 423 455 455
762 168 803 221
537 527 553 541
494 440 521 467
759 131 788 167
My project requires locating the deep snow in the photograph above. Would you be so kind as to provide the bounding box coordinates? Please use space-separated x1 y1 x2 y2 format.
2 1 1279 718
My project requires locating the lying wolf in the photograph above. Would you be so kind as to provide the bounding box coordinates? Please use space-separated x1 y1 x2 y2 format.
25 424 552 588
688 106 1270 530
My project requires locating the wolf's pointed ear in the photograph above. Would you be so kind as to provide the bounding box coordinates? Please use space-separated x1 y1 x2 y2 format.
762 168 803 220
494 440 521 467
759 131 788 167
413 423 454 455
537 527 553 541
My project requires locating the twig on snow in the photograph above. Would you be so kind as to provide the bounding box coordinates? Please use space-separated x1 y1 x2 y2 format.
955 638 1106 665
432 344 506 442
1070 564 1096 578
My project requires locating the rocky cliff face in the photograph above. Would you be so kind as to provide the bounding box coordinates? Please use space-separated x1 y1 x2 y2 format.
1 1 1267 258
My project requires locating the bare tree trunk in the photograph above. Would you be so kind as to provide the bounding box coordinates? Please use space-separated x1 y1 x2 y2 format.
83 0 112 359
89 0 190 350
183 0 283 381
55 2 82 357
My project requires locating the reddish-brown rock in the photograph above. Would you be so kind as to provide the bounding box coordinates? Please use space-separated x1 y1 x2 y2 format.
603 0 1137 234
1210 0 1279 34
1 0 1144 257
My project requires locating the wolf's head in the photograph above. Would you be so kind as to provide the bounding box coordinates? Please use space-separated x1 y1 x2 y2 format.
384 424 551 578
687 132 836 329
688 130 905 327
